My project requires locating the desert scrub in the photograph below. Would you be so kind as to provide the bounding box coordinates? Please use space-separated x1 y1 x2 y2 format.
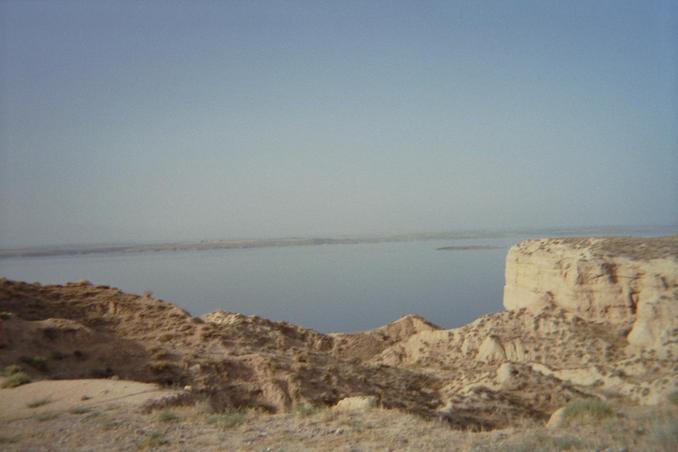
26 398 52 408
137 432 168 450
158 410 180 423
207 408 246 429
561 398 613 425
1 371 31 388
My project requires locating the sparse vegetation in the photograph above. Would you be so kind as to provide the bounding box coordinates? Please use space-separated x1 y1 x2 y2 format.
1 370 31 388
648 411 678 452
148 361 172 372
0 435 20 444
295 403 321 417
26 398 52 408
34 412 59 422
19 355 48 372
68 406 92 415
561 398 613 425
158 410 180 423
48 350 67 361
137 432 168 450
2 364 22 376
498 432 584 451
668 391 678 406
207 408 246 428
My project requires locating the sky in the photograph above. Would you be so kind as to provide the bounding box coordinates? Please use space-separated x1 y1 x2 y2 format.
1 0 676 248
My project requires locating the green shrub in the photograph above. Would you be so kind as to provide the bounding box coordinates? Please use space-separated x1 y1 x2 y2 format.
562 398 613 425
1 371 31 388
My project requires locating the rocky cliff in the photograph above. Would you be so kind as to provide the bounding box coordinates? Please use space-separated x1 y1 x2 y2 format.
503 235 678 356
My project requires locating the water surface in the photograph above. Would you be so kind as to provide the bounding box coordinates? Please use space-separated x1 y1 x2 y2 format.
1 227 673 332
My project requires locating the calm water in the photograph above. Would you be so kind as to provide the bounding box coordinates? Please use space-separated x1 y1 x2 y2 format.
1 228 673 332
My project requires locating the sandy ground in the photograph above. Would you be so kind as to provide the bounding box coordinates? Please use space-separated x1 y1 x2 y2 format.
0 378 178 421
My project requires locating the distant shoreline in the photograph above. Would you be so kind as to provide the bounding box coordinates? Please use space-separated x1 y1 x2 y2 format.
436 245 504 251
0 226 674 260
0 234 501 260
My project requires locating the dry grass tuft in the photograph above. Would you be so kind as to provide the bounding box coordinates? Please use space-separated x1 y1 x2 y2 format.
0 435 20 444
1 371 31 388
295 403 323 418
136 432 168 450
68 406 92 415
158 410 180 423
26 398 52 408
2 364 23 376
34 412 59 422
561 398 613 425
497 432 585 451
206 408 247 429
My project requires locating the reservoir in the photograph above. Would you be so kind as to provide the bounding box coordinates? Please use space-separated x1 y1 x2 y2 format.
0 228 672 333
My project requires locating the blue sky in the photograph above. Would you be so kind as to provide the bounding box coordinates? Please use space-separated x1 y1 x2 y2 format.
1 0 676 247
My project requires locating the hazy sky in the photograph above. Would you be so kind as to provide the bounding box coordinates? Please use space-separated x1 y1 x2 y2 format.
1 0 676 247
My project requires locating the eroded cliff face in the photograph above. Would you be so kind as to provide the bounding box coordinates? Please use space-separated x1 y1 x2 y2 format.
503 236 678 356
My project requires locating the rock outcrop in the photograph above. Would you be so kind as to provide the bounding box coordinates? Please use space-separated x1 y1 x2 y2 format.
503 235 678 357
